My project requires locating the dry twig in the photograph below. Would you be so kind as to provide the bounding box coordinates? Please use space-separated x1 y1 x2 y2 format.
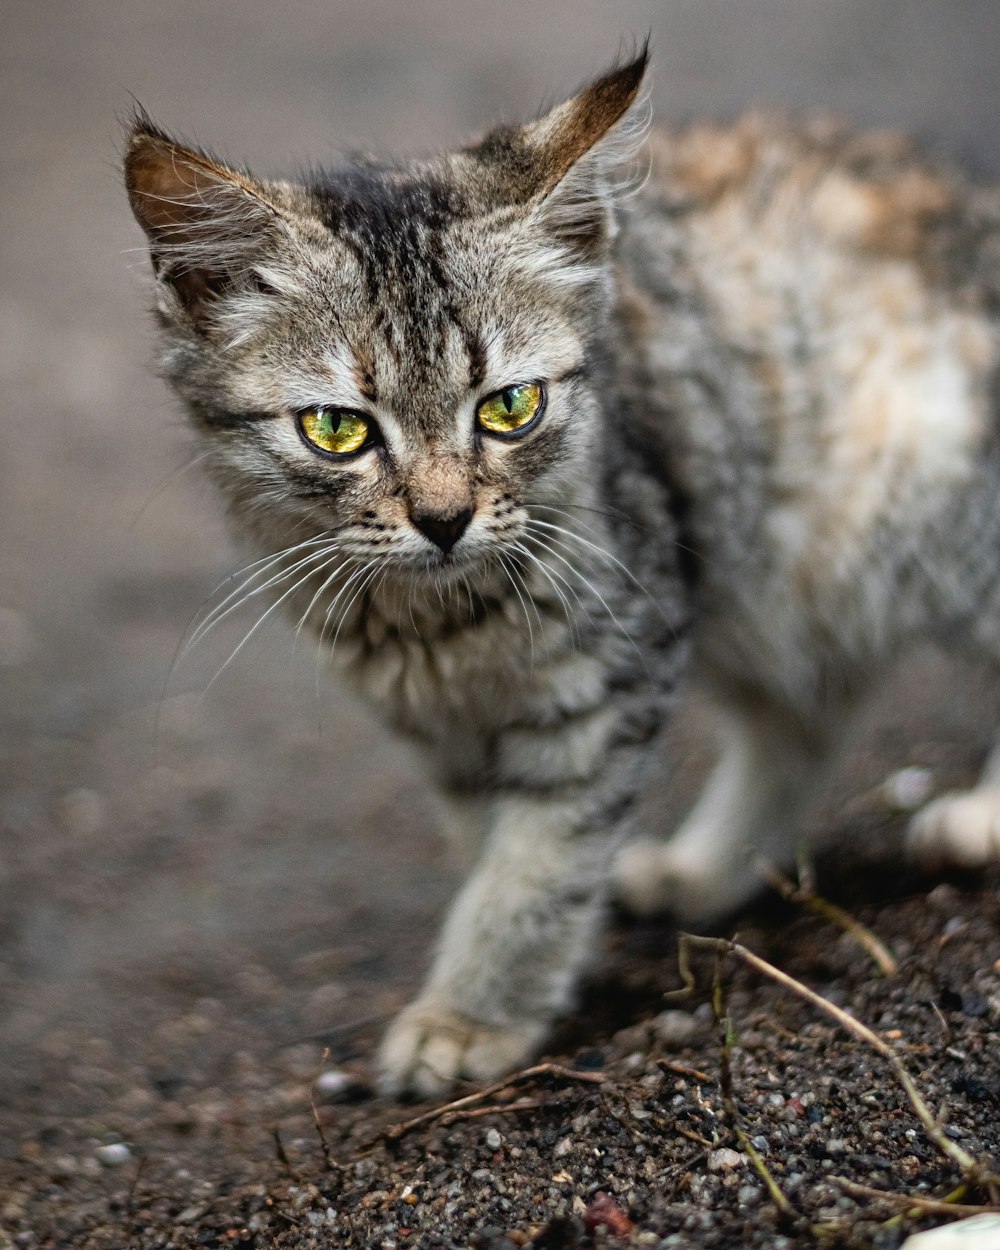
656 1058 714 1083
831 1177 1000 1216
309 1048 343 1176
759 863 898 976
677 934 987 1181
382 1062 605 1142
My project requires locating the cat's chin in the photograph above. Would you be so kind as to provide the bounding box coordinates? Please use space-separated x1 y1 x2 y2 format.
395 548 495 588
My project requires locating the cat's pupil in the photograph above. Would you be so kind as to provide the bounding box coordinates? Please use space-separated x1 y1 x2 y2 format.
502 388 515 414
327 411 342 433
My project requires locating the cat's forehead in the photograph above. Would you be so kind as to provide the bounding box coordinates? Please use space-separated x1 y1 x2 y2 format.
288 165 559 401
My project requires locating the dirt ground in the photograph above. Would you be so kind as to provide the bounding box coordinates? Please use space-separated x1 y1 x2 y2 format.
2 4 1000 1248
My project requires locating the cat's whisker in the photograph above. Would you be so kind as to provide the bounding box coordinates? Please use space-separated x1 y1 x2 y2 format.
526 499 644 535
201 544 350 695
326 561 383 659
185 541 337 655
528 518 688 645
526 517 646 590
317 560 375 648
517 532 644 663
507 539 583 648
184 533 337 652
495 550 537 665
293 547 353 640
311 559 378 694
529 501 707 576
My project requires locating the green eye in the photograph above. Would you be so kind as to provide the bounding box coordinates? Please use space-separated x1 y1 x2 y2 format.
476 383 545 436
298 407 371 456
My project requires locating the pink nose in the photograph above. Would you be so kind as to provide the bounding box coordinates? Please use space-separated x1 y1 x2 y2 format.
410 506 473 553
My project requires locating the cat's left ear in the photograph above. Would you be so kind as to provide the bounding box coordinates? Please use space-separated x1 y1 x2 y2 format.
470 45 650 254
124 114 285 330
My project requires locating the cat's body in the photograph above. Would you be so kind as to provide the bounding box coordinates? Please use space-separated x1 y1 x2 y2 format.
125 53 1000 1096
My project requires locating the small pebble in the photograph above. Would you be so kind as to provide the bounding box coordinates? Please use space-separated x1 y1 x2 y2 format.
95 1143 131 1167
485 1128 502 1150
652 1010 701 1045
708 1148 744 1171
314 1069 365 1102
882 766 935 811
824 1138 846 1155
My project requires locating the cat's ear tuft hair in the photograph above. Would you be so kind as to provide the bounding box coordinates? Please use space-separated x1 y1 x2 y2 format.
523 44 650 197
469 45 651 258
124 114 282 329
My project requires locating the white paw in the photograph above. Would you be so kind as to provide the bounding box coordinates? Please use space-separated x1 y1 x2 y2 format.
377 998 545 1098
614 839 754 926
907 788 1000 869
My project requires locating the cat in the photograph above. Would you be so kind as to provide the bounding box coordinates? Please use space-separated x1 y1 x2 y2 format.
124 47 1000 1097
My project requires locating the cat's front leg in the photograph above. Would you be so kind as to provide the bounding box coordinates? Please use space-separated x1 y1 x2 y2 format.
378 793 611 1096
907 738 1000 867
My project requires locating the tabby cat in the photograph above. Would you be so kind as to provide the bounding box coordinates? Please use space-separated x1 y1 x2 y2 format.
125 50 1000 1096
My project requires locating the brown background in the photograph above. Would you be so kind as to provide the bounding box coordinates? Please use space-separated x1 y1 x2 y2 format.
3 0 1000 1100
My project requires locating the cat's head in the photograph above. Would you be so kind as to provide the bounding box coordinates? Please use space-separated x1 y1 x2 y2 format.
124 51 648 587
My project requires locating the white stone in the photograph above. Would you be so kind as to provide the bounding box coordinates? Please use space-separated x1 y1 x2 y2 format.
95 1143 131 1167
901 1214 1000 1250
882 766 935 811
708 1148 744 1171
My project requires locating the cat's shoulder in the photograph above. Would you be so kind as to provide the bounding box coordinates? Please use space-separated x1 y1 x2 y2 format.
642 111 995 267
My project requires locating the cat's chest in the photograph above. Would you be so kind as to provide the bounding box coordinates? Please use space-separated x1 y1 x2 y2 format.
330 587 587 747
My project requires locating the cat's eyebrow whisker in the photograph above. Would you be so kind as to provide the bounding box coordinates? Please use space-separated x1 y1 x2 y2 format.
128 450 216 531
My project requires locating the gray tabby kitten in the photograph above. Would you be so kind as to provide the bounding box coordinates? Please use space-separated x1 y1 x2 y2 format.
125 50 1000 1097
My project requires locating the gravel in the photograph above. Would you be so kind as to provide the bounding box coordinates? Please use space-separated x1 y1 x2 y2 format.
2 871 998 1249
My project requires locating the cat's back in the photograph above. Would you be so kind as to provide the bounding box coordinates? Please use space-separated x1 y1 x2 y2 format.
620 115 1000 678
635 112 1000 479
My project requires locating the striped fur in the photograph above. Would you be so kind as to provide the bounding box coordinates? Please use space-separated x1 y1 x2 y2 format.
126 53 1000 1095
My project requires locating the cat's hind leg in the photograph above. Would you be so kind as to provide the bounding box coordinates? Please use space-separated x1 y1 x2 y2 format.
907 738 1000 868
616 686 838 925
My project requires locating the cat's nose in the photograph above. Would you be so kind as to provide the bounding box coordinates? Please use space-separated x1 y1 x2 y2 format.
410 506 473 554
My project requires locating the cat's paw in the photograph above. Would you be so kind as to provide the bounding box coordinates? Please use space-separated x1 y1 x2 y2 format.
907 788 1000 868
614 839 754 925
377 998 545 1098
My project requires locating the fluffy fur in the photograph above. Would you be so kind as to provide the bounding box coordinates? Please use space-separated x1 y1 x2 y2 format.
125 52 1000 1096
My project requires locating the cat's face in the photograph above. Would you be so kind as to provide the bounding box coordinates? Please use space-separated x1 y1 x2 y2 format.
125 54 646 589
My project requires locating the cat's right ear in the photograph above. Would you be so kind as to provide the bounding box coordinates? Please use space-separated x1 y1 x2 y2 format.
124 115 281 329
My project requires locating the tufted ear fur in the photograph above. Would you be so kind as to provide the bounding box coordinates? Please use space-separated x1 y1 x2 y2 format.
468 46 651 256
124 115 283 329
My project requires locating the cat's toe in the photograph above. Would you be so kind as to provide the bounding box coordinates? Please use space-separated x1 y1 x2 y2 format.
907 788 1000 868
377 999 543 1098
614 839 748 924
614 839 680 917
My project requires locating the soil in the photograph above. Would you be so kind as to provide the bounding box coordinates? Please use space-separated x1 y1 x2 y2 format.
2 864 999 1250
3 4 1000 1249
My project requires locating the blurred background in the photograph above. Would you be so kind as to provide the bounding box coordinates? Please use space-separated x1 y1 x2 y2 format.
3 0 1000 1096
